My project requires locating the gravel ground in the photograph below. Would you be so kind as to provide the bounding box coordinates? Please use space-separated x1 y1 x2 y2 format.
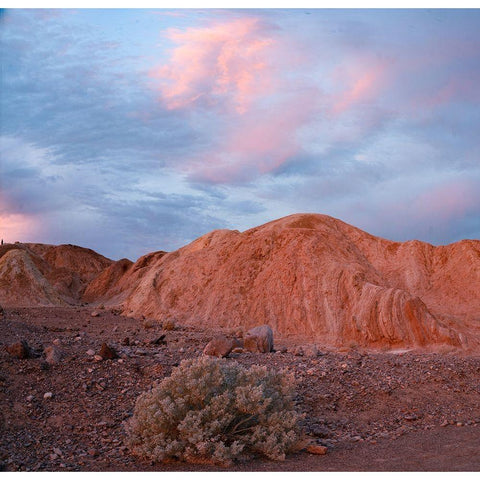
1 306 479 471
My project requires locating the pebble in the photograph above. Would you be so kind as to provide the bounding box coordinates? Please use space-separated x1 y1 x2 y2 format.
26 395 34 402
86 349 95 356
43 392 53 399
94 355 103 361
306 444 328 455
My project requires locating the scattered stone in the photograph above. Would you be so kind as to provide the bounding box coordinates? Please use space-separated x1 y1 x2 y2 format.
91 311 100 317
149 334 166 345
122 337 130 346
86 349 95 356
94 355 103 362
26 395 34 402
231 347 244 354
52 338 61 346
243 325 274 353
98 343 118 360
292 346 304 356
302 344 319 358
203 336 241 357
457 422 464 427
44 346 63 365
404 414 418 421
163 319 176 331
5 340 34 359
142 318 155 329
43 392 53 399
53 447 62 456
306 444 328 455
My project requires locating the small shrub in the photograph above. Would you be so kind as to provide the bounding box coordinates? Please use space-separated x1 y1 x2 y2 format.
126 356 303 466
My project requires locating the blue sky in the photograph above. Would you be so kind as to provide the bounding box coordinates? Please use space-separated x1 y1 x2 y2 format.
1 8 479 260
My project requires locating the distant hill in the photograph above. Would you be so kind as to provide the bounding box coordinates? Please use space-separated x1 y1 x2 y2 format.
0 242 112 306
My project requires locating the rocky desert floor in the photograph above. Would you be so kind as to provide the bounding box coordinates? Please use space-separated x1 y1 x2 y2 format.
1 306 480 472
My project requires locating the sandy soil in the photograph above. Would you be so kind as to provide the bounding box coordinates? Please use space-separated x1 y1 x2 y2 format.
1 306 479 471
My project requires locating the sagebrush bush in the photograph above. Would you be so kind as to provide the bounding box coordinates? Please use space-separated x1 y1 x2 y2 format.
126 356 303 466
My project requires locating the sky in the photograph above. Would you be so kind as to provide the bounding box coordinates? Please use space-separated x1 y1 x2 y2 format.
1 8 479 260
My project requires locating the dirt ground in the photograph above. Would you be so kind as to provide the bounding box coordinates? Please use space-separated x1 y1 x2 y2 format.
1 306 479 471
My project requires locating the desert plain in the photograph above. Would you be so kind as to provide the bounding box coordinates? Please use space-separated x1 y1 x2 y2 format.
1 213 480 471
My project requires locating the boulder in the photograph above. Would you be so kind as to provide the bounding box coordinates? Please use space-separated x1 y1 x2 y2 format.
203 336 241 357
244 325 274 353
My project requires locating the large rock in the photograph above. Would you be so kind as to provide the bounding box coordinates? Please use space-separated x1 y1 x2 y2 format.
244 325 274 353
203 336 241 357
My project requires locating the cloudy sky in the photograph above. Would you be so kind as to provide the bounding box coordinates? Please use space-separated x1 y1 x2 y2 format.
1 8 479 260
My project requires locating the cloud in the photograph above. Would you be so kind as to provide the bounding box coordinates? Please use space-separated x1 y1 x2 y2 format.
151 17 277 114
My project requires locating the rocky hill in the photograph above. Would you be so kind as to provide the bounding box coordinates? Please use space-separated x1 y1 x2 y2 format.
0 243 112 306
88 214 480 351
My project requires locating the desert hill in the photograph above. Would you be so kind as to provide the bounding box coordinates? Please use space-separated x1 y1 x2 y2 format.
1 214 479 351
0 242 112 306
87 213 480 351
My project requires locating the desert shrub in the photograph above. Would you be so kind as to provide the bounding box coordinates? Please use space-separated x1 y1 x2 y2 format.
126 356 303 466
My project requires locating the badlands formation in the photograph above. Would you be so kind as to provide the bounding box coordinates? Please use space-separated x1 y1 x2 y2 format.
1 213 479 351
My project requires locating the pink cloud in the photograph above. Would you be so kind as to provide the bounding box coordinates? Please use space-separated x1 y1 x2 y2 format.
151 18 276 114
329 59 390 117
149 16 322 183
184 89 318 183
